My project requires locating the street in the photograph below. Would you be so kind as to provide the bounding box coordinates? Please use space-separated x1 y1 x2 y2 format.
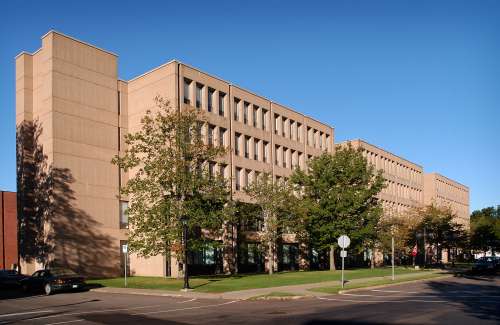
1 274 499 324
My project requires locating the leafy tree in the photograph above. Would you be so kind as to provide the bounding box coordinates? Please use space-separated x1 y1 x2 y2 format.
291 145 385 270
410 204 468 263
470 206 500 256
245 173 294 275
112 96 231 269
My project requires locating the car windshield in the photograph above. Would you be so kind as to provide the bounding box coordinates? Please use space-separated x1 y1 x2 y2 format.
49 268 78 277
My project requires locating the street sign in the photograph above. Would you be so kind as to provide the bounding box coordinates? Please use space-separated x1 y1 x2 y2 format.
340 250 347 258
122 244 128 253
338 235 350 249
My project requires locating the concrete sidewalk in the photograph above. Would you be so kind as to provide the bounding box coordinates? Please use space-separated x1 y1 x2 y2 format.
91 271 446 300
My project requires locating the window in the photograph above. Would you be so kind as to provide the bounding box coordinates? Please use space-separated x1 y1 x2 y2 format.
254 139 259 160
208 124 215 146
263 141 269 162
245 136 250 159
207 88 214 112
244 102 249 124
235 167 241 190
307 127 311 146
219 92 225 116
289 120 293 139
319 132 323 148
196 83 203 109
275 145 279 165
253 106 258 127
282 118 286 137
274 114 279 134
262 109 267 130
233 98 240 121
244 169 249 188
119 201 129 229
183 78 191 105
297 123 302 142
219 164 226 178
235 133 241 155
283 148 287 168
209 162 216 178
219 127 226 147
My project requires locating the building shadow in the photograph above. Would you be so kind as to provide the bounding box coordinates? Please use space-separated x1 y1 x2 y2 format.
16 120 119 278
425 275 500 322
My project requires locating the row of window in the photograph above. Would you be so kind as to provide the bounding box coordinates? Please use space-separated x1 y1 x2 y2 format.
364 150 422 184
436 179 468 202
234 167 289 191
233 97 269 130
382 180 422 202
184 78 332 152
380 200 414 214
184 78 226 116
234 133 270 162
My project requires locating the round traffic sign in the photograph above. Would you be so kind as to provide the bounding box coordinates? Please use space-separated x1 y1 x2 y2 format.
338 235 350 249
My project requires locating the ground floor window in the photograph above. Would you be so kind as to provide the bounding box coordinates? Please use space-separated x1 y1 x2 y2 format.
238 242 264 273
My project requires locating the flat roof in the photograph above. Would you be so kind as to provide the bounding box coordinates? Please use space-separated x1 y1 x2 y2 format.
338 139 424 169
427 172 469 189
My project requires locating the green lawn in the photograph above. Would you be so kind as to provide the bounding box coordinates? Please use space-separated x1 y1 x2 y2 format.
309 271 447 294
88 267 435 293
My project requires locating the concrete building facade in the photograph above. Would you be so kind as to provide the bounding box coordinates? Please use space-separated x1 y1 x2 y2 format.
0 191 17 270
16 31 334 277
424 173 470 228
340 140 470 229
340 140 424 216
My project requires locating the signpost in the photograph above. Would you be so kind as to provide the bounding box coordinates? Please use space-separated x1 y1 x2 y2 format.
391 236 395 281
337 235 350 288
122 244 128 287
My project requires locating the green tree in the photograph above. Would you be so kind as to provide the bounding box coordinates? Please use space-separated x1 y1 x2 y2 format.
291 145 385 270
470 206 500 256
411 204 467 263
245 173 294 275
112 96 230 268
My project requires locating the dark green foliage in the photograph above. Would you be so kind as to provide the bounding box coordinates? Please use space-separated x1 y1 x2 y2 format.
291 145 386 257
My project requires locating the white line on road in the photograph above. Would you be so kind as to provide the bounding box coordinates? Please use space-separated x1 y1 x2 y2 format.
342 293 500 298
44 320 84 325
0 310 55 318
132 300 240 316
176 298 196 304
16 304 163 323
318 296 446 303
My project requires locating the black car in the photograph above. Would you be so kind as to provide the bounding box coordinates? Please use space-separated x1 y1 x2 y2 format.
472 257 497 273
20 268 86 295
0 269 27 288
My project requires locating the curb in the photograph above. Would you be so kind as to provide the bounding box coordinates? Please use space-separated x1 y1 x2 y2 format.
90 287 226 300
337 273 453 294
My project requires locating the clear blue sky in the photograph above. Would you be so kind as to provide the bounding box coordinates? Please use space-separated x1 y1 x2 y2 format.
1 0 498 212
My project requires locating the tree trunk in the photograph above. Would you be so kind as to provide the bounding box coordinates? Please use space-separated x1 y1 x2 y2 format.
268 243 274 275
329 245 336 271
370 247 375 269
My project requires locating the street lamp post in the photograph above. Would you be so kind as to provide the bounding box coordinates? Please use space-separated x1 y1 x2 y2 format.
181 216 190 290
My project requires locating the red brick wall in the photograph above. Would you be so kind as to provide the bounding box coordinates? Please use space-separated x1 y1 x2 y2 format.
1 191 18 269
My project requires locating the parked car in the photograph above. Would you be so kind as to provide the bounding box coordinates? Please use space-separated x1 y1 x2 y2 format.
0 269 27 288
20 268 86 295
472 257 498 273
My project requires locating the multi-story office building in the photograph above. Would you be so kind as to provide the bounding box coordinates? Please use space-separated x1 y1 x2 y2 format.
424 173 470 228
338 140 424 215
0 191 17 270
340 140 470 229
16 31 334 277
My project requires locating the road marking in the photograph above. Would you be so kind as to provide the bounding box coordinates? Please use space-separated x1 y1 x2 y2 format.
0 310 54 318
132 300 240 316
318 296 446 303
342 293 500 298
176 298 196 304
371 289 420 294
45 320 84 325
17 304 163 322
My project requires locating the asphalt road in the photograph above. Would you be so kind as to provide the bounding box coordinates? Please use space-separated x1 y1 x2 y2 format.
1 274 499 324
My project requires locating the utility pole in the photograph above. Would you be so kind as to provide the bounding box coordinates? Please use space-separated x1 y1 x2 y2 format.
391 236 395 281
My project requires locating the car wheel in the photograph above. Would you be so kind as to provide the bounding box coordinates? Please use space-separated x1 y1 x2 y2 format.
44 283 52 295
